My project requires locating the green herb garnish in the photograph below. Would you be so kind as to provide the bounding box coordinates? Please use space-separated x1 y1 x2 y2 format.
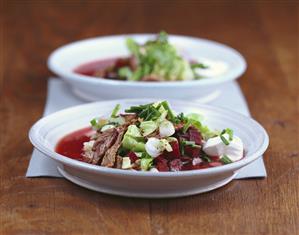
117 146 129 157
125 103 161 121
125 31 194 81
191 63 209 69
90 118 108 130
220 128 234 145
201 152 212 163
90 118 97 127
181 140 201 148
220 155 233 164
160 101 176 121
111 104 121 118
182 119 192 133
220 134 230 145
118 67 133 79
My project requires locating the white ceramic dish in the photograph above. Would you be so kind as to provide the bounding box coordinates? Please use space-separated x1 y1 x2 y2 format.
48 34 246 101
29 99 268 198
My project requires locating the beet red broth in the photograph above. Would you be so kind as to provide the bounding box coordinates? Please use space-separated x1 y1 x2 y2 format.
74 58 119 77
55 127 242 170
55 127 95 161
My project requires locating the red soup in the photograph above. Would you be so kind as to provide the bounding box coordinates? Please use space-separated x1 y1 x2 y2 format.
55 127 95 161
74 57 133 80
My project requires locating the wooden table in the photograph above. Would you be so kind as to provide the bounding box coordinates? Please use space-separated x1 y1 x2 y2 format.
1 1 298 234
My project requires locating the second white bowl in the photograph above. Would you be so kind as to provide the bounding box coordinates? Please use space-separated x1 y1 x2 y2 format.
48 34 246 101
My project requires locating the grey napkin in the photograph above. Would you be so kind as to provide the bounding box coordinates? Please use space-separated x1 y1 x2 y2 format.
26 78 267 179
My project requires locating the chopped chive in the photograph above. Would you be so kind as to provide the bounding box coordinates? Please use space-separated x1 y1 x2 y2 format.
179 139 185 156
111 104 121 118
226 128 234 141
161 101 175 121
220 135 230 145
191 63 209 69
221 155 233 164
90 118 97 127
125 103 161 121
181 140 201 148
182 119 192 133
220 128 233 145
201 153 212 163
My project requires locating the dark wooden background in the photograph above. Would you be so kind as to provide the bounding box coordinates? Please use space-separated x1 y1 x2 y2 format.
1 1 298 234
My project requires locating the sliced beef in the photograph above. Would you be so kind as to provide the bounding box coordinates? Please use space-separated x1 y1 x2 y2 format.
115 155 123 169
89 128 118 165
101 125 127 167
120 113 137 123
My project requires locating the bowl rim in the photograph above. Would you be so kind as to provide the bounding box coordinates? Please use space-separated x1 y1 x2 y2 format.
29 99 269 178
47 33 247 88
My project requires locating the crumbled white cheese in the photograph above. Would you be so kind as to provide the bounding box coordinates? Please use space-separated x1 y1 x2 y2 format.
203 134 243 162
122 157 131 169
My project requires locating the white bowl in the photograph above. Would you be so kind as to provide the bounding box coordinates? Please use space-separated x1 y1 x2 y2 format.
48 34 246 101
29 99 268 198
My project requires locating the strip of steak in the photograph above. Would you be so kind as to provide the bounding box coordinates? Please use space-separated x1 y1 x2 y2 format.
87 128 118 165
120 113 137 123
115 155 123 169
101 125 127 167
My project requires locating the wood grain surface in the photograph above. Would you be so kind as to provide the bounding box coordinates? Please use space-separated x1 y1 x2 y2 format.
0 1 298 235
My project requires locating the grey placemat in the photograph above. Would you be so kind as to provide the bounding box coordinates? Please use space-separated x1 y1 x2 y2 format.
26 78 267 179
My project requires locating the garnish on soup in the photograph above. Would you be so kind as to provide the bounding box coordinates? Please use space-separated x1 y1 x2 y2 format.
74 31 228 82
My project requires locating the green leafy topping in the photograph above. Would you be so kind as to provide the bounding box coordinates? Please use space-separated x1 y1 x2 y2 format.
108 116 125 126
118 67 133 79
126 38 141 60
221 155 233 164
111 104 121 118
125 101 178 123
122 125 145 152
125 31 194 81
125 103 161 121
140 120 158 136
141 158 153 171
140 152 153 171
90 118 108 130
175 111 216 139
176 112 188 123
186 113 204 122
